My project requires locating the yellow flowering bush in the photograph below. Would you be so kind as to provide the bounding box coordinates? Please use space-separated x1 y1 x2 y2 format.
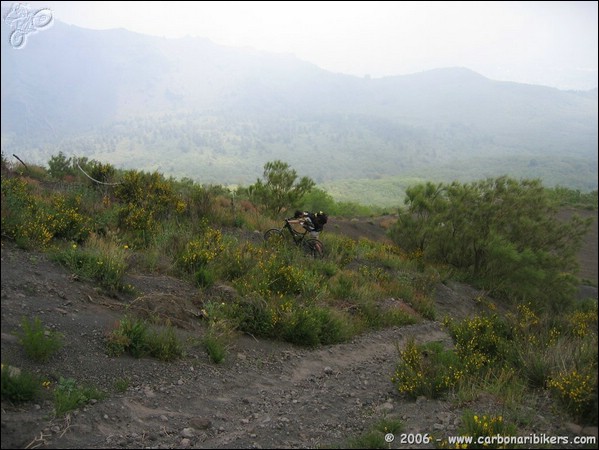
447 411 518 449
547 369 596 420
392 339 463 398
179 227 224 272
566 308 598 339
446 314 512 374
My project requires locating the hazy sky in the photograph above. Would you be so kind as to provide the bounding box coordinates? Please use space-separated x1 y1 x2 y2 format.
8 1 599 90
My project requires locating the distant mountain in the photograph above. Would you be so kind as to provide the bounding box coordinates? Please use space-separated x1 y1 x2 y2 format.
2 19 597 194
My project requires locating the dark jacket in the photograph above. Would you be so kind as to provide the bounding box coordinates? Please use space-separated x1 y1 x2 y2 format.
295 211 327 232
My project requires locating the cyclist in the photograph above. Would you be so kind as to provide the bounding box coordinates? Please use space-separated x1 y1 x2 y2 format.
287 210 328 239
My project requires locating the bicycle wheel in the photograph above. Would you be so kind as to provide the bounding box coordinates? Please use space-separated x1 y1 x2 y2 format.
303 238 324 258
264 229 284 248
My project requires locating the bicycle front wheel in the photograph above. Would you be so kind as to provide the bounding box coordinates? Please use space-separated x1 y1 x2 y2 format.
264 229 284 248
303 238 324 258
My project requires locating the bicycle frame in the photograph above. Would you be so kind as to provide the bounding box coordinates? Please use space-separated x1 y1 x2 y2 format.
264 219 324 258
282 220 310 244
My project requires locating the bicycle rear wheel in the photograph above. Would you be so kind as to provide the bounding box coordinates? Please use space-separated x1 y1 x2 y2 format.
303 238 324 258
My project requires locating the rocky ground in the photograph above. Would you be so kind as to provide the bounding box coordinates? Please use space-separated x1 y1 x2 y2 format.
1 212 597 449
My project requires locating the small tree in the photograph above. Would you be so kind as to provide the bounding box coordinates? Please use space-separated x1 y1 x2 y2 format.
88 160 116 186
300 187 338 215
250 160 315 215
48 152 75 180
390 176 592 309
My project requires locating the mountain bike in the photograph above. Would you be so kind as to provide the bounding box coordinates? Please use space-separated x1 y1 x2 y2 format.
264 219 324 258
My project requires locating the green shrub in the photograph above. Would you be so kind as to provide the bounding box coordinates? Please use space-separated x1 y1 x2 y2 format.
516 343 554 389
53 377 105 416
1 177 52 248
106 316 149 358
547 369 597 423
408 293 436 321
278 305 349 348
392 340 463 399
1 364 41 403
113 377 130 393
48 151 75 180
195 266 216 288
323 235 357 266
260 254 308 297
219 242 264 280
120 316 149 358
53 236 131 294
146 327 184 361
225 298 349 348
281 307 322 348
345 417 403 449
203 333 227 364
351 299 417 331
455 410 518 449
312 308 352 346
445 314 513 373
178 228 224 273
329 271 357 300
1 177 92 248
17 316 63 362
106 316 184 361
45 193 92 242
227 297 275 338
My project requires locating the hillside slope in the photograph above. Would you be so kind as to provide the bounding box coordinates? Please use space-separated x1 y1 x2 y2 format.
1 212 597 449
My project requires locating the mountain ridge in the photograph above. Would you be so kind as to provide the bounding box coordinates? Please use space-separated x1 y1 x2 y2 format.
1 19 597 195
